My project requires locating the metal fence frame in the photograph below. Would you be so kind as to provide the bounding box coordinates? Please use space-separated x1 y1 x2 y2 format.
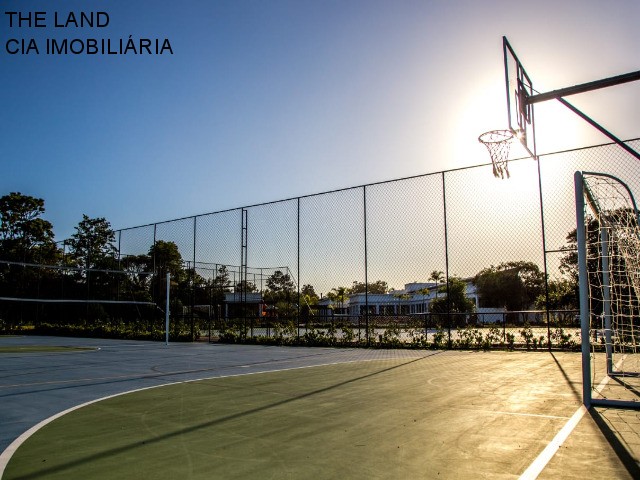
5 138 637 347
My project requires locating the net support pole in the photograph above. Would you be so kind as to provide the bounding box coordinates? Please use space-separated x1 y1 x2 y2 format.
575 171 592 408
165 273 170 346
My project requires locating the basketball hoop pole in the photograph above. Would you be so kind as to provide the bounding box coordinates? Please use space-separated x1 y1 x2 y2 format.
517 53 640 161
555 97 640 162
527 70 640 104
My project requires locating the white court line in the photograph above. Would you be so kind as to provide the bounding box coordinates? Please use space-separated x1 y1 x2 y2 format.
518 404 589 480
518 359 621 480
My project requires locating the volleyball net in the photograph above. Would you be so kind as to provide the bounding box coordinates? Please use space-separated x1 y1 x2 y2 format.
0 260 165 338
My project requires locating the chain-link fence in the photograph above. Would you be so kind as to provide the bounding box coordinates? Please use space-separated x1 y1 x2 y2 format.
3 139 638 348
108 138 639 348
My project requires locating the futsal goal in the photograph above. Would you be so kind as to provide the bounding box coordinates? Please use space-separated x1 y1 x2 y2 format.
575 171 640 408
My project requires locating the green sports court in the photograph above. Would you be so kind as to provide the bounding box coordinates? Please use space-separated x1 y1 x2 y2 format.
1 336 639 479
2 13 640 480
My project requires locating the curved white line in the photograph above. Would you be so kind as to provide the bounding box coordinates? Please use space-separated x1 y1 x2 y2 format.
0 357 391 478
0 384 160 478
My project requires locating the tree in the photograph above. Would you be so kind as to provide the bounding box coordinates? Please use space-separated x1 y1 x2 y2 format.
429 270 445 298
148 240 184 280
0 192 57 263
535 278 578 310
349 280 388 294
236 279 258 293
474 261 545 311
264 271 296 317
119 254 153 301
429 276 475 314
212 265 231 293
146 240 185 310
67 215 117 269
301 284 319 302
265 271 295 299
300 284 319 318
327 286 349 311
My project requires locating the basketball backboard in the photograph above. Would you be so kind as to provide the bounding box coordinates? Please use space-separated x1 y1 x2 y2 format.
503 36 536 159
495 37 640 168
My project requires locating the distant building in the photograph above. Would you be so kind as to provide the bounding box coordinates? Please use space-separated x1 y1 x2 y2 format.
193 279 505 323
317 280 478 317
314 280 507 323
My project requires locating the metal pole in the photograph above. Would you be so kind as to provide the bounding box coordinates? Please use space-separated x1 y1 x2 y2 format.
601 227 613 374
191 217 197 341
442 172 451 348
297 198 301 341
575 171 592 408
528 70 640 104
363 186 369 346
165 272 170 346
557 98 640 162
536 150 552 349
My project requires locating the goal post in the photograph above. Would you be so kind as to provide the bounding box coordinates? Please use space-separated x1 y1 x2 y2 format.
575 171 640 408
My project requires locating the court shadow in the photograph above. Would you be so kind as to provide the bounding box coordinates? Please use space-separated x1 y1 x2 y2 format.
549 352 582 402
610 375 640 399
589 407 640 478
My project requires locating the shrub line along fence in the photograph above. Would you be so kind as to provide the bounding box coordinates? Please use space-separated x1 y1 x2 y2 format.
1 138 638 349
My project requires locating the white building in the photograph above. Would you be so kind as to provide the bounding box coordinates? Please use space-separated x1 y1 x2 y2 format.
317 280 481 318
315 280 510 324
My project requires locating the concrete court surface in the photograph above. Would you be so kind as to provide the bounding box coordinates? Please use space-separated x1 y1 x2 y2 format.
0 335 639 479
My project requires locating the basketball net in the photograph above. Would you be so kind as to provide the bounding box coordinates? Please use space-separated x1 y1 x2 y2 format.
478 129 514 179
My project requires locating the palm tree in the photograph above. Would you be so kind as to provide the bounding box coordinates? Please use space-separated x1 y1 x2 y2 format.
329 287 348 313
429 270 445 298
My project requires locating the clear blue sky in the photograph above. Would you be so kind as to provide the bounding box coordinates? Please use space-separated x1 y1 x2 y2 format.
2 0 638 241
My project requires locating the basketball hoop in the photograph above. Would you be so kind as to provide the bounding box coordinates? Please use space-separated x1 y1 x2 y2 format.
478 129 514 179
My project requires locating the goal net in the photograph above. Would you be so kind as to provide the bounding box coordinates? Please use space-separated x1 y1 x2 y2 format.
575 171 640 408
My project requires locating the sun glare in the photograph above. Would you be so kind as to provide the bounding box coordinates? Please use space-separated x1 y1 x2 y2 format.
452 79 505 167
532 101 582 154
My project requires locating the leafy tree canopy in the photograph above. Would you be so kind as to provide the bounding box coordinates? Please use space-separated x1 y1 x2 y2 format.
0 192 56 263
301 284 319 304
236 279 258 293
429 276 475 313
264 270 295 303
349 280 388 294
148 240 183 278
326 286 349 308
210 265 231 291
535 277 577 310
68 215 117 269
474 261 545 310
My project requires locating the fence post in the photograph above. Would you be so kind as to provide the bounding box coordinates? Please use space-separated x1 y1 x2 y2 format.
364 185 370 347
165 272 170 346
502 311 506 342
442 172 451 348
297 197 301 342
535 157 552 350
191 217 197 341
